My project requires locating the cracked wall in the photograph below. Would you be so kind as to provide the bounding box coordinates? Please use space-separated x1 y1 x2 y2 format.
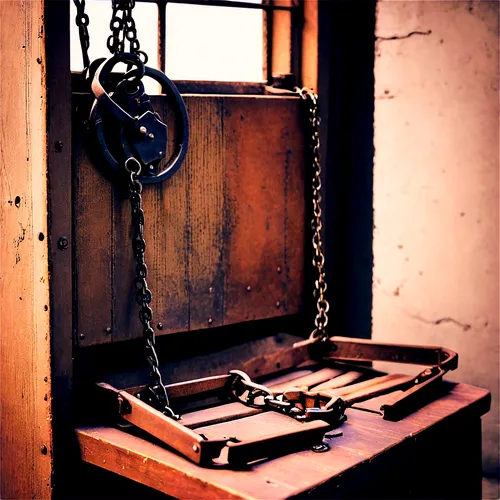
373 0 499 476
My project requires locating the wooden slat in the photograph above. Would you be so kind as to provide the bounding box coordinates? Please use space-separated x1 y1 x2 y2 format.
223 96 304 324
75 384 490 499
183 97 225 331
74 96 113 345
312 370 365 391
268 367 346 393
73 95 305 345
181 403 263 429
196 411 307 442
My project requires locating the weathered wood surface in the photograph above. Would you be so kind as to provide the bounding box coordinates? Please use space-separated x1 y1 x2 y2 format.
0 1 53 498
74 95 305 346
76 383 490 499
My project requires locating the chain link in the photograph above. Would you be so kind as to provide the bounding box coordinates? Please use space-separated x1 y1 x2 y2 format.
73 0 91 69
296 88 330 343
107 0 148 64
229 370 345 424
124 157 178 419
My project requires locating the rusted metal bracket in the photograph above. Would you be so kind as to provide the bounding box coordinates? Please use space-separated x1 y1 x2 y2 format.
291 336 458 420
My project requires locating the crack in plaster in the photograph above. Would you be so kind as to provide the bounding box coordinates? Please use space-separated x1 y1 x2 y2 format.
376 30 432 42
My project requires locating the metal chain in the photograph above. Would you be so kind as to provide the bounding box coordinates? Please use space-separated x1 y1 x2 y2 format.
107 0 148 63
73 0 91 69
229 370 345 425
124 157 178 419
296 88 330 343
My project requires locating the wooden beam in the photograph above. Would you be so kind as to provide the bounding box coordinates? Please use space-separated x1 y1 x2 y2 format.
0 0 52 497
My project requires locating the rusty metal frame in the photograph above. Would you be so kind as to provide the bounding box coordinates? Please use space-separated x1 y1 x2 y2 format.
95 380 328 466
92 335 457 467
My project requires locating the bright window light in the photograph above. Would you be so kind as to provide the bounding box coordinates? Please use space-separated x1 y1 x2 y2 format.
165 1 264 82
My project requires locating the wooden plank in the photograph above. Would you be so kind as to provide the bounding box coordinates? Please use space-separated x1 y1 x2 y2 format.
74 95 305 344
223 96 304 324
0 1 53 497
75 384 490 499
183 97 225 331
73 95 113 346
181 403 263 429
269 366 345 391
312 370 365 391
196 410 308 442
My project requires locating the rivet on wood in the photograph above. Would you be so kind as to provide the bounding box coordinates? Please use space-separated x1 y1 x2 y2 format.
105 327 112 335
246 285 252 292
57 236 69 250
276 301 281 309
277 266 282 274
40 445 48 455
192 444 199 453
79 333 85 340
157 323 163 330
208 317 214 325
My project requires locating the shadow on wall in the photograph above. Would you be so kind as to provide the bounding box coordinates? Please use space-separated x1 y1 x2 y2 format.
319 0 377 342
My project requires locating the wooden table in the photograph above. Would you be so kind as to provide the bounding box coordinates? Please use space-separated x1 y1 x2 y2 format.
75 383 490 499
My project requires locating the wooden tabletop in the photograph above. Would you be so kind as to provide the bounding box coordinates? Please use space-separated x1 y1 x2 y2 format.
76 383 490 499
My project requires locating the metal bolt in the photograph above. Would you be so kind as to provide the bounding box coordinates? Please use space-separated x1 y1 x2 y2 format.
159 151 163 156
148 133 155 140
276 301 281 309
139 126 148 135
79 333 85 340
57 236 69 250
246 285 252 292
40 445 48 455
148 165 154 170
105 327 112 335
208 317 213 325
54 141 63 152
277 266 282 274
157 323 163 330
208 287 214 294
311 442 330 453
192 444 199 453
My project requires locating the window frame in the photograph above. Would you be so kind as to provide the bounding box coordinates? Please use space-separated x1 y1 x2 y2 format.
71 0 308 94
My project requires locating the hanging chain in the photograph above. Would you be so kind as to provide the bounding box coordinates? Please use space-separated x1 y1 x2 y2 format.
107 0 148 63
297 88 330 342
73 0 91 69
124 157 178 419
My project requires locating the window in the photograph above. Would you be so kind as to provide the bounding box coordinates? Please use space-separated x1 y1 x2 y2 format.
70 0 299 87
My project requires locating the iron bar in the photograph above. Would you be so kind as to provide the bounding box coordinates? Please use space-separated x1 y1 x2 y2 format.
114 0 298 11
158 2 166 73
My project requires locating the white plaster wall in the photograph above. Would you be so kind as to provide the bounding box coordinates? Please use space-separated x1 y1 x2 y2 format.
373 0 499 475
